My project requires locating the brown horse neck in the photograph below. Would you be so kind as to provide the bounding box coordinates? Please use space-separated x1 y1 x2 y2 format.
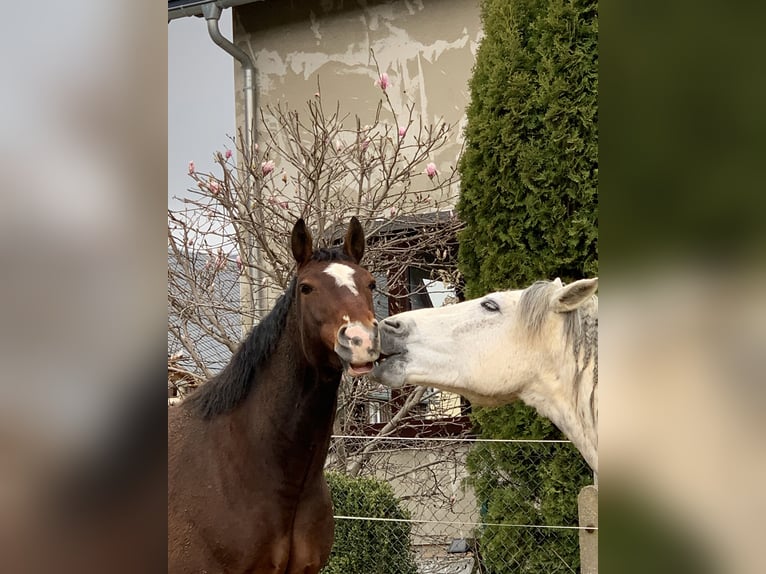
227 310 341 480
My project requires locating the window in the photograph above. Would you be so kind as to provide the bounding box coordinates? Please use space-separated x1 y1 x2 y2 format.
408 268 457 310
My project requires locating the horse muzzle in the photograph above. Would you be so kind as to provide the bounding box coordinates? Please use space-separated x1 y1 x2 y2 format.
368 317 410 386
335 321 380 377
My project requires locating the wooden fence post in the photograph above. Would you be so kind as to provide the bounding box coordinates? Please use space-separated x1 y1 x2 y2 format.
578 484 598 573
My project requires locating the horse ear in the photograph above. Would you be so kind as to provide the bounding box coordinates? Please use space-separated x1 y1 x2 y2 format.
552 278 598 313
291 219 313 267
342 216 365 263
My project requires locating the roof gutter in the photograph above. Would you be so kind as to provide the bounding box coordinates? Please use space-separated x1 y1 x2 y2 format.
167 0 258 22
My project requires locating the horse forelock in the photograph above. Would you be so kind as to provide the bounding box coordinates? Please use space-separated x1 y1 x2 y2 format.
518 279 598 371
310 246 355 263
518 281 557 336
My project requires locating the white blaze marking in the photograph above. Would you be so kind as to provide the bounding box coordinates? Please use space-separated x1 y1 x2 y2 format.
323 263 359 295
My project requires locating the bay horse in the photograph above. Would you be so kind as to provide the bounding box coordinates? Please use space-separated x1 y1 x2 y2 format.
372 278 598 470
168 217 380 573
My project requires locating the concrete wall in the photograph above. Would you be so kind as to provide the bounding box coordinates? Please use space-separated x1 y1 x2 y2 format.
232 0 482 201
364 442 480 545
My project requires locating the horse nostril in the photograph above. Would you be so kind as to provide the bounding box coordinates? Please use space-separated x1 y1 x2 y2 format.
382 318 409 338
338 324 371 348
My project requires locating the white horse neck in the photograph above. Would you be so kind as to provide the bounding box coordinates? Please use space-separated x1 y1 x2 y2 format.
518 357 598 471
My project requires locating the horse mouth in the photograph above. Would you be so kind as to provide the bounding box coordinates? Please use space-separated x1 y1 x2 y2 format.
346 362 375 377
370 351 399 370
345 352 400 378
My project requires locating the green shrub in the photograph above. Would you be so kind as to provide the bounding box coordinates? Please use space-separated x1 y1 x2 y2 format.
467 406 591 572
457 0 598 571
322 473 417 574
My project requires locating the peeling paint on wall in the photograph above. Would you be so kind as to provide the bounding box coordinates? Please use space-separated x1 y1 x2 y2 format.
233 0 481 205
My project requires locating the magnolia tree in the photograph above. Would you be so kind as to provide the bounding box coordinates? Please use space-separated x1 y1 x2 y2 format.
168 67 465 473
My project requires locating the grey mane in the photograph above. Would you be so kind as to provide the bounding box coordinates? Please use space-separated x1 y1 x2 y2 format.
519 280 599 392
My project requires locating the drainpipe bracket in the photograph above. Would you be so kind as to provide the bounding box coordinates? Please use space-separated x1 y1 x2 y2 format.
201 3 223 20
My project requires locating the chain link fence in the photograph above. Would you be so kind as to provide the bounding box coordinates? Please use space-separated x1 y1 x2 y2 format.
168 262 596 572
325 435 594 574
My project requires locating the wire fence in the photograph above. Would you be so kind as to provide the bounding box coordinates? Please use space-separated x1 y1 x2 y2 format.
168 293 596 572
325 435 595 574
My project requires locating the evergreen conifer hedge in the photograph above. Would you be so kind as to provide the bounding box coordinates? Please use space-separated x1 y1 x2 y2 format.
458 0 598 297
458 0 598 571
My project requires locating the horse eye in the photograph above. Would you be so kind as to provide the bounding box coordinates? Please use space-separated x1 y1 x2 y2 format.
481 299 500 312
369 281 377 291
300 283 314 295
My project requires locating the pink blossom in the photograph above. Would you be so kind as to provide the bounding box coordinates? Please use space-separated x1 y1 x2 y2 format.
278 201 289 209
398 126 407 138
361 138 370 152
314 92 321 98
375 72 390 91
254 143 259 152
236 255 243 270
188 160 195 174
225 149 233 160
261 160 275 177
209 180 220 195
425 162 437 179
335 139 343 152
390 207 397 217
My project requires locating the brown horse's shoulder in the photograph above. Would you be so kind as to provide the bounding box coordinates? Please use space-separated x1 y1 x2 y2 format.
168 401 199 431
168 404 204 474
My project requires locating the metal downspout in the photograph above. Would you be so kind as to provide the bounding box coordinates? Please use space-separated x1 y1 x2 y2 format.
201 3 264 332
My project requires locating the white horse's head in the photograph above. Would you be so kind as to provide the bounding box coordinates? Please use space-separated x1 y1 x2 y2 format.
372 277 599 470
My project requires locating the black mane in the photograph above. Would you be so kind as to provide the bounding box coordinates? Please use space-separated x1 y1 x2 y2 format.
185 247 354 419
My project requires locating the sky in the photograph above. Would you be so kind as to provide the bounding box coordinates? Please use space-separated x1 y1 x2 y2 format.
168 10 235 211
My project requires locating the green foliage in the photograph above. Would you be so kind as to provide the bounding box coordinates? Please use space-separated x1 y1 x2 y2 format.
458 0 598 298
322 473 417 574
467 406 591 572
457 0 597 571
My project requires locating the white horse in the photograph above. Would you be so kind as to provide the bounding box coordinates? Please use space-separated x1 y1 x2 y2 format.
372 278 598 470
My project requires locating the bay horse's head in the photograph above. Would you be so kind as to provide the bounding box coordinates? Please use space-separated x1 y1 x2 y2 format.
291 217 380 377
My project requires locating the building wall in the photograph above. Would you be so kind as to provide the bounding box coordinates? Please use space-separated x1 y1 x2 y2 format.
364 442 480 546
232 0 482 204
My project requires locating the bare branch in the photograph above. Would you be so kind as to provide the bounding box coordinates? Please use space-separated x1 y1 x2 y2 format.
169 65 465 476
